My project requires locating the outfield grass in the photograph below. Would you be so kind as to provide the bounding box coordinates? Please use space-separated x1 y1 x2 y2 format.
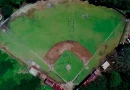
74 22 125 84
0 2 125 83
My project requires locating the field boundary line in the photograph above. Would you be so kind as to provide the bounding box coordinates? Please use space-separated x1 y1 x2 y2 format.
3 26 67 83
72 22 122 83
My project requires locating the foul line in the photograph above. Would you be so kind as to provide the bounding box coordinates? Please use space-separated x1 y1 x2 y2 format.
72 23 121 83
3 26 67 83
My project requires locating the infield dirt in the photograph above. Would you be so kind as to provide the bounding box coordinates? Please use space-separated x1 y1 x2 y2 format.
44 40 92 67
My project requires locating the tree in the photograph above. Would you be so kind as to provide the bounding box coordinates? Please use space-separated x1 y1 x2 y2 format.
0 53 8 60
0 0 24 6
1 5 13 18
109 71 122 88
0 78 18 90
0 73 41 90
0 59 15 77
15 73 41 90
117 81 129 90
0 0 8 7
115 45 130 72
88 0 130 15
11 0 24 5
0 0 25 18
81 75 107 90
26 0 37 3
107 45 130 72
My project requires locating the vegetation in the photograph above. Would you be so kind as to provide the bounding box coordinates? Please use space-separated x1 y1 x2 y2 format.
0 0 24 18
107 44 130 72
14 74 41 90
98 0 130 10
0 51 16 77
0 50 43 90
88 0 130 17
0 73 41 90
81 44 130 90
109 71 122 88
26 0 38 3
81 76 107 90
81 71 130 90
1 5 13 19
0 0 39 19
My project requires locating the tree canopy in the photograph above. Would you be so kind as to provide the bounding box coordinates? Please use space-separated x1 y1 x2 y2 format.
81 71 130 90
0 51 42 90
81 45 130 90
107 45 130 72
81 76 107 90
1 5 13 19
0 0 25 18
109 71 122 87
14 73 41 90
88 0 130 16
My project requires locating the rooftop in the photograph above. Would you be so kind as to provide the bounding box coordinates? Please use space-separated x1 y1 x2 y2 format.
29 66 39 76
101 61 110 70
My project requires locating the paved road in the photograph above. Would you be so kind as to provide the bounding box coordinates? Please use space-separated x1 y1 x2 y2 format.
121 20 130 44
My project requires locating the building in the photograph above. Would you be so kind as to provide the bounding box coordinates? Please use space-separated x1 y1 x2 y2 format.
44 78 64 90
29 66 40 76
29 63 65 90
74 69 101 90
101 61 110 70
39 73 47 81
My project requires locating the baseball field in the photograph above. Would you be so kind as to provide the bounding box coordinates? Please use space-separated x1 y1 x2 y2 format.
0 2 125 84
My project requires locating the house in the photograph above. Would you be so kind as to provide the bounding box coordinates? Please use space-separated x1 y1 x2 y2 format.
29 66 40 76
101 61 110 70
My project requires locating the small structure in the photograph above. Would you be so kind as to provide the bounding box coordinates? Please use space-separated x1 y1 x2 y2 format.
94 69 101 76
45 78 64 90
75 69 101 89
101 61 110 70
29 66 40 76
83 73 97 86
39 73 47 81
29 62 65 90
45 78 55 87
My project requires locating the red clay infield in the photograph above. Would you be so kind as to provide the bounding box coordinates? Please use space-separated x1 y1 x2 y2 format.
44 40 92 66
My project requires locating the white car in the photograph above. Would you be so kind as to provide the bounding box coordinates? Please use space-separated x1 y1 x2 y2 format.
126 36 130 43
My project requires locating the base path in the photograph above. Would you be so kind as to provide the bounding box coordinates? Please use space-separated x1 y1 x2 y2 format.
44 40 92 66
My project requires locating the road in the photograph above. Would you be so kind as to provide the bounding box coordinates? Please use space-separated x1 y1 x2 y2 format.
120 19 130 44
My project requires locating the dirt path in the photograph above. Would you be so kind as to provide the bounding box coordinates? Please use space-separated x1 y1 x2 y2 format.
44 40 92 66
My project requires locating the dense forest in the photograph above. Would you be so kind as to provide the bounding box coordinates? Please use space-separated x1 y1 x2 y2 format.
88 0 130 17
0 50 45 90
0 0 38 18
81 44 130 90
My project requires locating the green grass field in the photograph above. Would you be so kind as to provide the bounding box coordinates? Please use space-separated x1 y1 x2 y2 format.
0 2 125 84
